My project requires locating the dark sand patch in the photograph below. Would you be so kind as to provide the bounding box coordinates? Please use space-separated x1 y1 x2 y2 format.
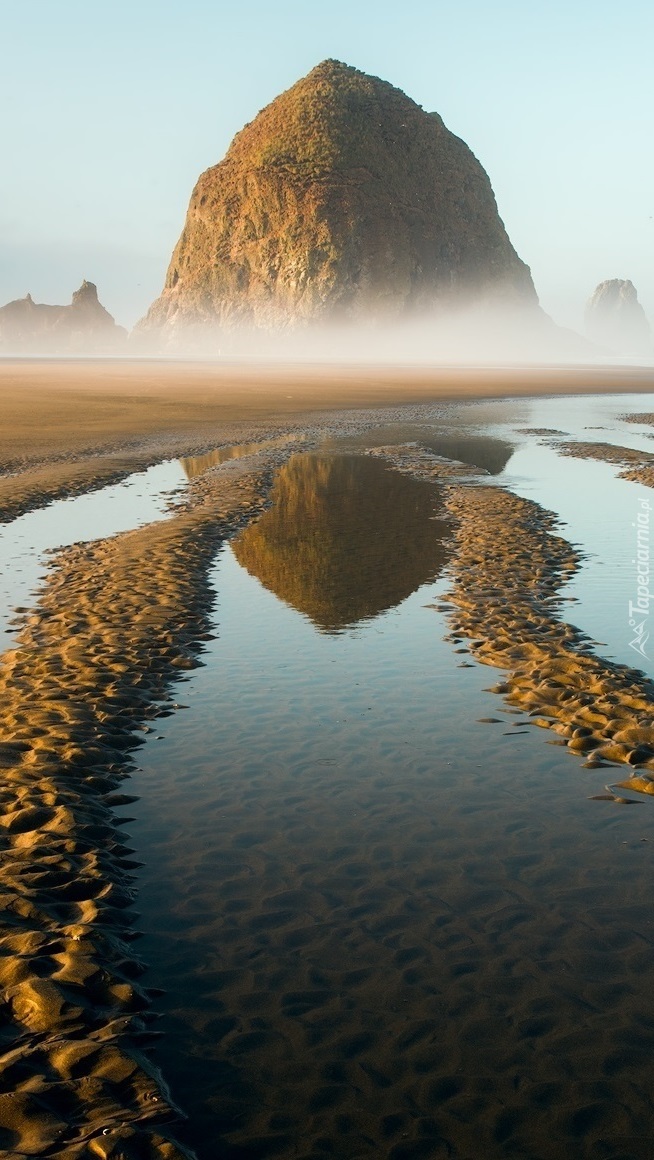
516 426 568 436
365 443 484 480
621 412 654 426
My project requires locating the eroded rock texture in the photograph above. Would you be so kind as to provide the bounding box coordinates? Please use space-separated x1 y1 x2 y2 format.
139 60 538 342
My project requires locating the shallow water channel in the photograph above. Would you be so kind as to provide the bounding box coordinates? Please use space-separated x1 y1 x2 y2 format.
0 459 187 647
4 393 654 1157
125 396 654 1159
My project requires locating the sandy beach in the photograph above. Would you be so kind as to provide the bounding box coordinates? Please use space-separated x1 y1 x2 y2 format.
3 359 654 463
2 358 654 520
3 360 654 1157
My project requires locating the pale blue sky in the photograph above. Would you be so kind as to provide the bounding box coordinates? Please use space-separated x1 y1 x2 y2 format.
2 0 652 331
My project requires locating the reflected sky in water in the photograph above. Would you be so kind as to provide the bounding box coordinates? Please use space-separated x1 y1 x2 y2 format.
0 459 186 647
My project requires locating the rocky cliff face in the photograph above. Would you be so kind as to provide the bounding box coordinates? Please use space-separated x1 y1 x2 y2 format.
138 60 538 344
0 281 126 353
585 279 651 356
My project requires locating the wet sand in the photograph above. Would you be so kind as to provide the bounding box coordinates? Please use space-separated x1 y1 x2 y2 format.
554 440 654 489
3 363 654 1155
3 359 654 465
622 412 654 426
2 359 654 521
361 443 654 787
0 456 280 1157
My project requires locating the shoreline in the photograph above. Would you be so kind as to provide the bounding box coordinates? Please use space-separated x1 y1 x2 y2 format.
2 359 654 469
2 357 653 528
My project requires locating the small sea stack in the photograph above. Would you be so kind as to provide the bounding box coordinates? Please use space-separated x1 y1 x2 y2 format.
0 281 127 354
584 279 652 356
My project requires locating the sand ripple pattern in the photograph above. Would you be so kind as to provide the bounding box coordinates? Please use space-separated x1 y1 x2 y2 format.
0 460 274 1157
366 443 481 480
554 439 654 488
443 485 654 788
367 442 654 788
0 422 294 525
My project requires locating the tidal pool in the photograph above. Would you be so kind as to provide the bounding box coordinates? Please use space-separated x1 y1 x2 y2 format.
3 393 654 1157
232 453 451 632
116 396 654 1159
0 458 188 646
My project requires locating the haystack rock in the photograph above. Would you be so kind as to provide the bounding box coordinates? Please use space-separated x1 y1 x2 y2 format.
585 280 652 356
0 281 127 353
138 60 540 348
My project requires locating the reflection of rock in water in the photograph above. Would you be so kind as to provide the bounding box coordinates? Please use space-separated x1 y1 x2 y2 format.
233 453 450 631
332 428 515 476
180 434 306 479
181 444 259 478
417 434 514 475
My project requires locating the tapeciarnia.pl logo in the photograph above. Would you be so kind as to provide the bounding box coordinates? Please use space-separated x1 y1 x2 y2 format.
629 496 651 659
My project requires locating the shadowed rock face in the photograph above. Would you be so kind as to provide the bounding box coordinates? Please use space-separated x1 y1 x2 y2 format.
232 452 451 632
0 281 126 353
139 60 538 342
585 279 652 356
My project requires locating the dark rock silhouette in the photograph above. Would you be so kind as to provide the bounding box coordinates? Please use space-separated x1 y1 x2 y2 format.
585 279 651 356
0 281 127 353
138 60 539 345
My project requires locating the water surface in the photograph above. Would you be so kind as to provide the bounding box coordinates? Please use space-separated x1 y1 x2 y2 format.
0 458 187 645
233 453 450 632
4 392 654 1157
117 395 654 1159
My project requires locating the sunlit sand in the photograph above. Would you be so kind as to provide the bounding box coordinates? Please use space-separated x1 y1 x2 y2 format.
3 360 654 1156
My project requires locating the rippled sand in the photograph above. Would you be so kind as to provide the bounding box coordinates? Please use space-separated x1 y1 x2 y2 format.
3 361 654 1156
0 458 277 1156
554 439 654 488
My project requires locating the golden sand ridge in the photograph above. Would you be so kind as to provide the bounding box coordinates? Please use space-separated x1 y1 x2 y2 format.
553 439 654 488
368 443 654 793
0 455 282 1158
0 454 159 526
443 486 654 792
